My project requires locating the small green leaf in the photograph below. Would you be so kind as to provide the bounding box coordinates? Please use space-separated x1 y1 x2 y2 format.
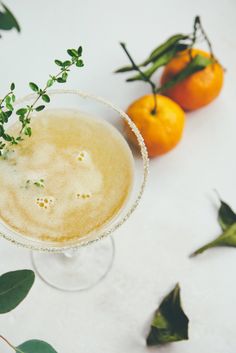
127 44 187 82
54 59 63 66
67 48 78 58
191 223 236 257
47 79 54 88
2 133 13 142
0 270 35 314
12 94 16 102
6 103 13 111
158 54 213 93
62 72 68 81
0 3 20 32
146 284 189 346
143 34 189 66
35 105 45 112
16 108 28 116
115 65 134 73
76 59 84 67
77 46 83 56
29 82 39 92
218 200 236 231
5 96 11 104
24 127 32 137
42 94 50 103
16 339 57 353
57 77 65 83
0 125 4 137
3 111 12 121
62 60 71 67
10 82 15 91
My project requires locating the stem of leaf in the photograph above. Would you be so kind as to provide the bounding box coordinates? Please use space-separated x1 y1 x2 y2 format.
0 334 23 352
119 42 158 115
189 16 215 61
190 239 219 257
195 16 214 59
20 62 74 134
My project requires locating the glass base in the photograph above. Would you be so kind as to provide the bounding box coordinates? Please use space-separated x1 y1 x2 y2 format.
31 237 115 292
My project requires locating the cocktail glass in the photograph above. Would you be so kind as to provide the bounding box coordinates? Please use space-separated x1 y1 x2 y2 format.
0 89 148 291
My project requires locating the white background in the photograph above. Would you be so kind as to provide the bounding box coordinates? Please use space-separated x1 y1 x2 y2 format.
0 0 236 352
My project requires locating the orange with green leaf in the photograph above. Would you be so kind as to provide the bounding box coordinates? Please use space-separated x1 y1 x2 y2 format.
115 16 224 156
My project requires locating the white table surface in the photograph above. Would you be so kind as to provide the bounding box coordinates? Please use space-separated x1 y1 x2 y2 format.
0 0 236 352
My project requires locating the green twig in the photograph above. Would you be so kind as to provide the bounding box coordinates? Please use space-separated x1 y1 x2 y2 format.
119 42 158 115
0 334 24 353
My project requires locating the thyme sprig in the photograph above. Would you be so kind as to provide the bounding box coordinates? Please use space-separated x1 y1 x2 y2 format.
0 47 84 156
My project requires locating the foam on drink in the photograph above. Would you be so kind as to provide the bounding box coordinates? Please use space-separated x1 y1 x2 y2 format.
0 110 133 242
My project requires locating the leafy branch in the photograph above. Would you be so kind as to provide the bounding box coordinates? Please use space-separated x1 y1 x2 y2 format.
115 16 215 114
0 270 57 352
119 42 158 114
191 197 236 257
0 47 84 156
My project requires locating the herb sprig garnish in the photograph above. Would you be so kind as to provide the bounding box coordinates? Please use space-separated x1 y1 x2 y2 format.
191 197 236 257
0 47 84 156
146 284 189 346
115 16 215 115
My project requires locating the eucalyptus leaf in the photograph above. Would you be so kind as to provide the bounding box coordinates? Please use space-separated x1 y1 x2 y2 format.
191 223 236 257
0 270 35 314
218 200 236 231
0 3 20 32
158 54 213 93
146 284 189 346
16 339 57 353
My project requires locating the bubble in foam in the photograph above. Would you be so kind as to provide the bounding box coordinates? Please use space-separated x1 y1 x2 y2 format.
76 192 92 199
77 150 89 162
36 196 54 210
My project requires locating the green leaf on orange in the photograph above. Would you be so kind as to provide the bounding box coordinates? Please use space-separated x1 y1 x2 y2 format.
158 54 213 93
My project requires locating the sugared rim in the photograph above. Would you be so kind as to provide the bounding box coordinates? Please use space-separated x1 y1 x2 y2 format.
0 89 149 252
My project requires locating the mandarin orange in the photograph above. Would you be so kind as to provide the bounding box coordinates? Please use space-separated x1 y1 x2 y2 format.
126 94 185 157
161 48 224 111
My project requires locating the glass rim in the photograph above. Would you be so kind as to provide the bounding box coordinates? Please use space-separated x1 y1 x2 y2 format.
0 89 149 252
